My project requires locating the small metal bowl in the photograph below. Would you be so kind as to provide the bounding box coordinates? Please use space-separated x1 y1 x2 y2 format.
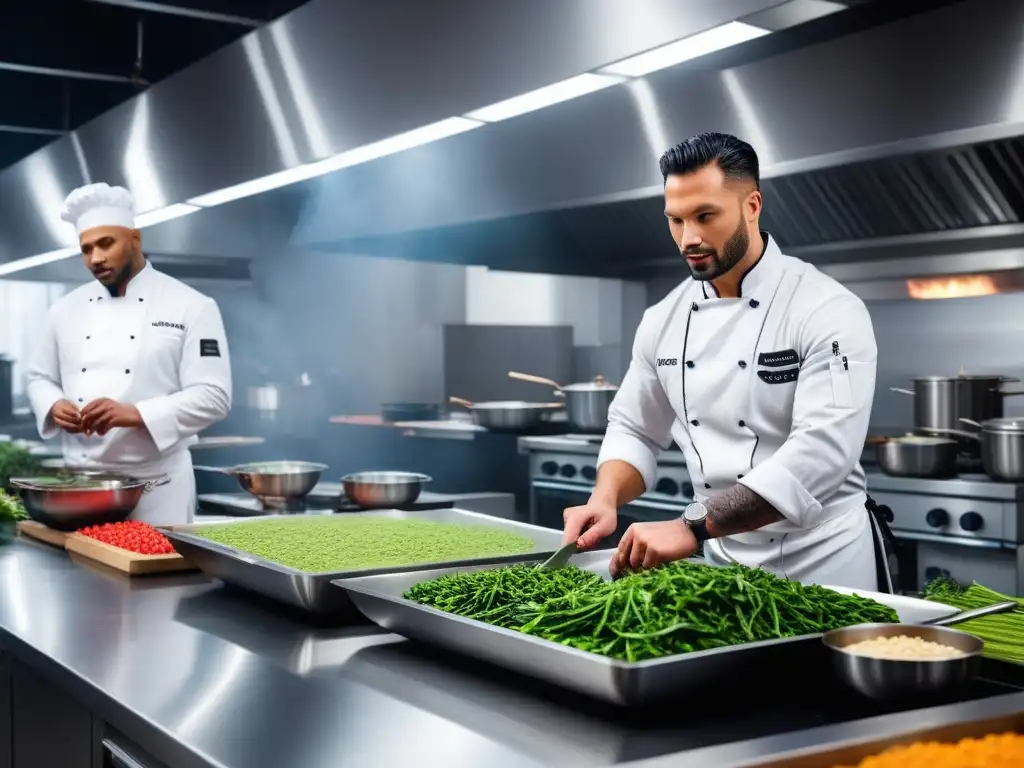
341 471 432 508
822 623 982 701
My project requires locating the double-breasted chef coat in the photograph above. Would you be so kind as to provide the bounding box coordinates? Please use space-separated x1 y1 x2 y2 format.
26 262 232 525
597 233 879 590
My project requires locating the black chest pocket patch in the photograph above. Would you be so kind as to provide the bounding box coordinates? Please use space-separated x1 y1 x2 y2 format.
758 367 799 385
200 339 221 358
758 348 799 367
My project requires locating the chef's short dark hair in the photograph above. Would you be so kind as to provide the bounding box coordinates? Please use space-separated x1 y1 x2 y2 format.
659 133 760 189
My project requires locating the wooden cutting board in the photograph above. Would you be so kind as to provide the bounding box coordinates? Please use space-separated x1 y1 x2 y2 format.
64 533 196 575
17 520 71 548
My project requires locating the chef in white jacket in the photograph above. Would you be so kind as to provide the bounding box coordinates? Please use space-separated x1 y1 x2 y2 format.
563 133 880 590
26 182 232 525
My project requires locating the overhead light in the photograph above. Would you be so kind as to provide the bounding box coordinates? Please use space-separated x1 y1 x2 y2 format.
465 73 625 123
599 21 770 78
0 247 79 278
189 117 483 208
187 165 324 208
135 203 202 228
307 117 483 174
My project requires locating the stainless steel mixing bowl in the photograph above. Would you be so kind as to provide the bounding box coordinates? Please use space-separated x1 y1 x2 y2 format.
822 601 1016 700
194 461 327 505
10 473 170 531
341 471 432 508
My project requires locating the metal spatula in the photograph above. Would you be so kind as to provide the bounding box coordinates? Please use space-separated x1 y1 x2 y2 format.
536 542 577 570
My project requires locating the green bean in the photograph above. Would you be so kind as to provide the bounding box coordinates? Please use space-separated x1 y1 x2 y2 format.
923 577 1024 665
405 559 898 662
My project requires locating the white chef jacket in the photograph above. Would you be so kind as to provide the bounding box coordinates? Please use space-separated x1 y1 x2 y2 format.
598 234 879 590
25 262 232 524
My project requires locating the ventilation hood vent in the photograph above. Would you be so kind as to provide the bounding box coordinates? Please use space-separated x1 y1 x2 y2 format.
763 136 1024 249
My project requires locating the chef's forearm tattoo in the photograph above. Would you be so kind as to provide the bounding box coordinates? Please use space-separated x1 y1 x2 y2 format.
704 485 785 538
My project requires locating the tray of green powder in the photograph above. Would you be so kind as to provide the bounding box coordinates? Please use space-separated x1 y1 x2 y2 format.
163 509 565 614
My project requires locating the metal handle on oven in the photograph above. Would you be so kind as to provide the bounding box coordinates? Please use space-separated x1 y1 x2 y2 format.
890 529 1010 550
531 480 689 512
102 739 148 768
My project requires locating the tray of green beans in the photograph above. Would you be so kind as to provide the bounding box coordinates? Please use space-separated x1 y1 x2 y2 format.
339 551 956 705
163 509 565 615
924 578 1024 665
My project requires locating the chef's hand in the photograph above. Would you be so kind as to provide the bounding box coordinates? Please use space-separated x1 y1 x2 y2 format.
610 520 698 577
49 400 83 433
80 398 143 436
563 500 617 549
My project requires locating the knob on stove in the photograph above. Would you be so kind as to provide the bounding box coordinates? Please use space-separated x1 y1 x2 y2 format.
581 466 597 481
559 464 577 479
655 478 679 496
959 511 984 532
540 461 558 476
925 508 949 528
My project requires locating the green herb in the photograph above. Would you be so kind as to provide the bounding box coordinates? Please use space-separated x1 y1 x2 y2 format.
923 578 1024 665
0 490 27 522
193 517 535 572
405 560 899 662
0 443 40 490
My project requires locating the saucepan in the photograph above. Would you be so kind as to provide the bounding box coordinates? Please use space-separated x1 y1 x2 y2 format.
508 371 619 433
920 417 1024 482
823 600 1017 701
448 397 562 431
193 461 328 504
9 472 171 531
874 434 959 478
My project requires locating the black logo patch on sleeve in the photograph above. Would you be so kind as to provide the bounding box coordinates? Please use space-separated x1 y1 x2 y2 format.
758 367 799 385
757 349 800 368
199 339 221 358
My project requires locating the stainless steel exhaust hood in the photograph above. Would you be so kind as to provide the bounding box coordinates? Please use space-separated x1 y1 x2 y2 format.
0 0 794 274
1 0 1022 297
285 0 1024 299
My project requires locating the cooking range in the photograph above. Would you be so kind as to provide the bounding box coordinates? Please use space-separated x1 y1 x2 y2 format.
866 466 1024 596
519 435 692 546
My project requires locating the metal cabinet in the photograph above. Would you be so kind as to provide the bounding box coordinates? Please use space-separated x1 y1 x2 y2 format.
11 661 93 768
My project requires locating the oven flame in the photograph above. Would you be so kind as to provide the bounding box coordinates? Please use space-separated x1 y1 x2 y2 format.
906 274 999 300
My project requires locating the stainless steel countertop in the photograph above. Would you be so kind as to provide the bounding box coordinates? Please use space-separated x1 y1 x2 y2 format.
0 535 1022 768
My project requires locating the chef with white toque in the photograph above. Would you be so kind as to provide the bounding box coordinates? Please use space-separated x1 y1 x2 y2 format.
562 133 884 591
25 182 232 525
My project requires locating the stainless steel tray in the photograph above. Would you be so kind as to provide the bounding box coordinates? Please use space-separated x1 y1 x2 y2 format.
164 509 564 615
339 551 958 705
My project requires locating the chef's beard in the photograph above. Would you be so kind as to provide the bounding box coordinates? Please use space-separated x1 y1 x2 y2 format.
98 257 137 296
684 222 750 282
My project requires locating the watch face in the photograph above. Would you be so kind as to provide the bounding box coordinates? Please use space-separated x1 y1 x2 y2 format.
683 502 707 524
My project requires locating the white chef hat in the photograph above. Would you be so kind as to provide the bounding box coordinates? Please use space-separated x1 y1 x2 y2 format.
60 182 136 235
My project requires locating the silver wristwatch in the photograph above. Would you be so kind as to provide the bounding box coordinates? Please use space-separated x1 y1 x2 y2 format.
682 501 710 542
